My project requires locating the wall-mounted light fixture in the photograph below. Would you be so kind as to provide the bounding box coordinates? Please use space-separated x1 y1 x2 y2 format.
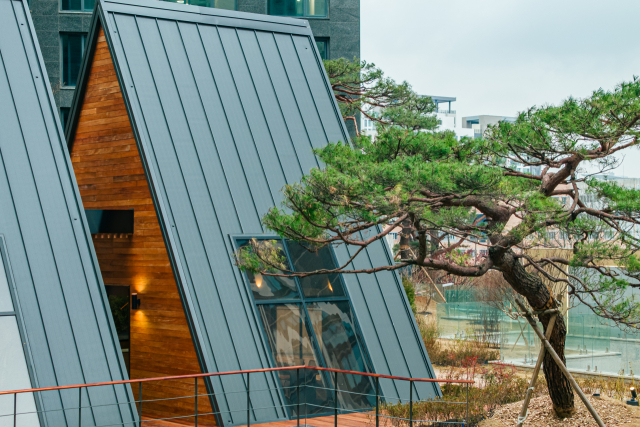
254 273 263 288
132 293 141 310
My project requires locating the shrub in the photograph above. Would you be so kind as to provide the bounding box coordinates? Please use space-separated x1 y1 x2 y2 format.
402 275 417 314
372 362 544 426
417 317 499 367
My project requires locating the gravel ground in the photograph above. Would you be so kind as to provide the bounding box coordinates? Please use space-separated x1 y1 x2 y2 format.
482 394 640 426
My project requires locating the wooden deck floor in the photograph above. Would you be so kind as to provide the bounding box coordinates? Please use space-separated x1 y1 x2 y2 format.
243 412 373 427
141 412 373 427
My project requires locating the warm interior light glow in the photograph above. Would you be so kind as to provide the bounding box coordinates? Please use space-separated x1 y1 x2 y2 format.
328 278 333 292
255 273 263 288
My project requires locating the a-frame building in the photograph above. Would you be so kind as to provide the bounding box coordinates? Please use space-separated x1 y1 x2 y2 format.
0 1 136 426
65 0 440 425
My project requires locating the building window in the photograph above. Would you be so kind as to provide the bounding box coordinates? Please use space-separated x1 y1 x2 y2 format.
0 245 41 427
236 238 374 417
60 107 70 131
85 209 134 234
61 33 87 87
161 0 236 9
269 0 327 17
61 0 94 11
315 38 329 60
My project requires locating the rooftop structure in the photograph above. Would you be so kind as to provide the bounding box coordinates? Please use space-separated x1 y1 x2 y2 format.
0 1 134 425
64 0 439 424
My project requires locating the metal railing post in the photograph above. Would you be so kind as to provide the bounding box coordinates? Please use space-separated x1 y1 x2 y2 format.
466 383 469 426
296 369 300 427
138 382 142 427
246 372 251 427
13 393 16 427
78 387 82 427
195 377 198 427
304 370 307 426
334 371 338 427
375 377 379 427
409 380 413 427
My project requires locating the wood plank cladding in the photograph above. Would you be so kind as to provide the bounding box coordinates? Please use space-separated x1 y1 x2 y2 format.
69 28 216 426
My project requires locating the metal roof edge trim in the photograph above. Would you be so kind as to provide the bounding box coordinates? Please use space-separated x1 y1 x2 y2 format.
101 0 309 28
95 10 225 424
101 4 312 37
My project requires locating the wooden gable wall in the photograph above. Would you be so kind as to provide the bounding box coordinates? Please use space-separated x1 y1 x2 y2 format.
69 27 216 426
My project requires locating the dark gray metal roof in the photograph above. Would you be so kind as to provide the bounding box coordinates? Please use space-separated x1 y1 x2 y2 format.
68 0 439 424
0 1 136 426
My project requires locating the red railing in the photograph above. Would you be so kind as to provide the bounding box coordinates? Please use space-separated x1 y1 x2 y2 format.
0 365 475 427
0 365 473 396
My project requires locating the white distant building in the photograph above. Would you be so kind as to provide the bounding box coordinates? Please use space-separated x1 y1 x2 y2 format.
461 115 516 139
361 96 475 140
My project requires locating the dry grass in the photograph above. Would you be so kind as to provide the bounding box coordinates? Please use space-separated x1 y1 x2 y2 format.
417 316 499 367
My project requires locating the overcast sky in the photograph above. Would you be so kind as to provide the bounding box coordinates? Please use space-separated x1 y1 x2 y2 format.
361 0 640 177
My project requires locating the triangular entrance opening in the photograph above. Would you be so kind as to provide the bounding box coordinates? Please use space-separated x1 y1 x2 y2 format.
68 26 216 426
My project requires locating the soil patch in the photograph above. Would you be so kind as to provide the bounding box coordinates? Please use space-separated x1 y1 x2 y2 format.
482 394 640 426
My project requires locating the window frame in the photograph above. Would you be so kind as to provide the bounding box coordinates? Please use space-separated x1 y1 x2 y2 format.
314 37 329 60
0 235 44 426
59 0 94 13
160 0 237 9
231 234 375 418
59 33 87 89
268 0 329 19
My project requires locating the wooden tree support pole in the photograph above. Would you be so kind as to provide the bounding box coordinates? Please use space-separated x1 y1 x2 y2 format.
514 300 606 427
516 313 557 426
408 248 447 303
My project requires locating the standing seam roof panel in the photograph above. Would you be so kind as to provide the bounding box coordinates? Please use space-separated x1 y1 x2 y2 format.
0 2 136 426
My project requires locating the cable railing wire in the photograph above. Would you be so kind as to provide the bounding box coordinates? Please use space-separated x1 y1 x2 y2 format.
2 365 473 427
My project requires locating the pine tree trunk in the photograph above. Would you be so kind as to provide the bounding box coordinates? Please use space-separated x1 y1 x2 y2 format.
398 219 413 260
491 249 576 417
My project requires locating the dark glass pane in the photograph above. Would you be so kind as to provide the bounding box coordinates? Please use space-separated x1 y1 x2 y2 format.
214 0 236 9
188 0 211 6
61 34 85 87
61 0 81 11
315 40 327 60
238 240 300 301
307 0 326 16
269 0 303 16
59 107 70 132
83 0 95 11
258 304 331 416
285 241 345 298
306 301 375 411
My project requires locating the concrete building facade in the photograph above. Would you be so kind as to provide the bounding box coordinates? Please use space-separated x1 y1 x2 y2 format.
28 0 360 128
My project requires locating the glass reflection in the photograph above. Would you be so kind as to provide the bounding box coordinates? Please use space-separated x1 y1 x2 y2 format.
258 304 331 416
238 240 299 301
285 241 345 298
307 0 326 16
306 302 374 411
